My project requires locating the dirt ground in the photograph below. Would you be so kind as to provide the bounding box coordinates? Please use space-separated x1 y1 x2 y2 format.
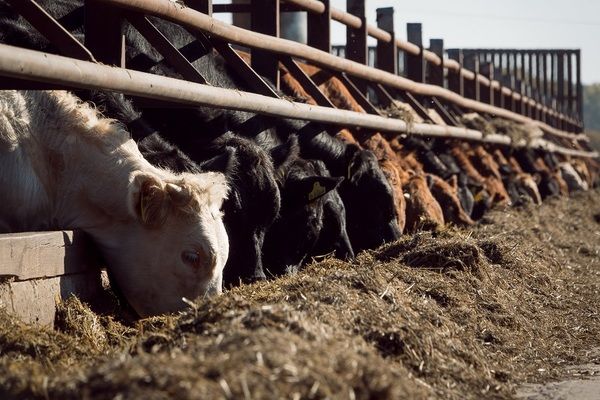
0 190 599 400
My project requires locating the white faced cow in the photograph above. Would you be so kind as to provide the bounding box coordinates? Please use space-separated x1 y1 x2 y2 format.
0 90 229 317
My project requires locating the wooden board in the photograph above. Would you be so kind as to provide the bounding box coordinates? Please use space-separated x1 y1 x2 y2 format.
0 230 100 280
0 271 104 326
0 230 105 326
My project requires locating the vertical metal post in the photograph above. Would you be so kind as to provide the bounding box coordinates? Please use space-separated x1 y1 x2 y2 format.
447 49 464 96
375 7 397 74
557 51 565 115
463 51 479 101
251 0 279 88
346 0 368 93
428 38 444 87
576 49 583 128
406 23 425 83
479 61 493 105
515 80 523 115
85 0 125 67
535 52 542 103
567 51 573 116
307 0 330 52
541 52 548 105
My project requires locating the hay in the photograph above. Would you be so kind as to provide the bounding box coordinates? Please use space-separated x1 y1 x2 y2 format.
0 191 599 399
460 113 495 137
489 118 544 147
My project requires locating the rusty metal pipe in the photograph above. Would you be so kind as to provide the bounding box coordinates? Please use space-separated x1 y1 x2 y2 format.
0 44 594 157
100 0 584 141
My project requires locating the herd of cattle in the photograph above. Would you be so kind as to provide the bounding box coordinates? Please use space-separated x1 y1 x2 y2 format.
0 1 598 317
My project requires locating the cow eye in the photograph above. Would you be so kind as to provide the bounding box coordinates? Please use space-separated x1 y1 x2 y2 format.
181 250 201 268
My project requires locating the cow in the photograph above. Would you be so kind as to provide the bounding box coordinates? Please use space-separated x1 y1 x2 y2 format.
361 133 408 232
0 90 229 317
404 173 445 233
559 162 589 193
297 133 401 251
571 158 593 188
309 160 355 261
426 174 474 226
451 143 511 209
262 158 348 275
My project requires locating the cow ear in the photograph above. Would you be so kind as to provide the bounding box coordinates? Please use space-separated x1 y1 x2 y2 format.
129 172 169 228
425 174 435 189
447 174 458 190
532 172 541 185
292 176 344 203
198 146 237 175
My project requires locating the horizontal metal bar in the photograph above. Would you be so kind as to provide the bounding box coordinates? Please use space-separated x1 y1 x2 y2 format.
99 0 586 142
0 44 594 158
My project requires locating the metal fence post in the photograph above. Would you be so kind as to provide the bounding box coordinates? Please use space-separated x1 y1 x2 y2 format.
375 7 397 75
567 51 574 118
346 0 368 93
447 49 464 97
307 0 330 52
479 61 493 105
84 0 125 67
251 0 279 88
576 49 583 129
406 23 425 83
428 39 444 87
463 51 479 101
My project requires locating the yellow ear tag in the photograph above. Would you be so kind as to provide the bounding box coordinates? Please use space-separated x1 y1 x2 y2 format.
308 181 327 202
473 190 485 203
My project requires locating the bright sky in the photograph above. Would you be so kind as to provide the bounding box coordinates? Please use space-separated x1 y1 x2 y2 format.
213 0 600 84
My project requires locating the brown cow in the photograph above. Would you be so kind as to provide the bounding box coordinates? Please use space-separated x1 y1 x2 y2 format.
427 174 474 226
379 159 407 233
404 173 445 233
472 145 502 181
453 144 510 207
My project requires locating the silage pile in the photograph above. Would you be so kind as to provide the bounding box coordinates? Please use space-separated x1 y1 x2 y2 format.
1 191 599 399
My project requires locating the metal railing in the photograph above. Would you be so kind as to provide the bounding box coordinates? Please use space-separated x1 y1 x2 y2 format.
0 0 595 158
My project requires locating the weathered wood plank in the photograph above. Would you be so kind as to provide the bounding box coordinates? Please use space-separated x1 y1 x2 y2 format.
0 231 101 281
0 271 104 325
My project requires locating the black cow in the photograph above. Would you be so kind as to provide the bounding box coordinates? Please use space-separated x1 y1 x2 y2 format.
290 123 401 252
262 158 346 276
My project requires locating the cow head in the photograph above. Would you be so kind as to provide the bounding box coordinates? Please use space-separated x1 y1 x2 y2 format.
427 174 474 227
341 146 401 252
263 158 344 276
471 188 493 220
211 136 281 286
94 170 229 317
